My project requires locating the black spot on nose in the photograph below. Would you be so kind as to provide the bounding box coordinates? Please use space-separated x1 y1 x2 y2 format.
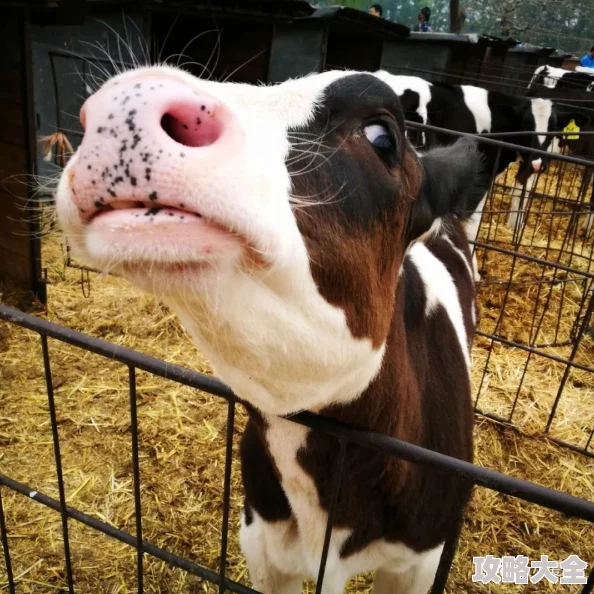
145 207 162 216
149 191 158 201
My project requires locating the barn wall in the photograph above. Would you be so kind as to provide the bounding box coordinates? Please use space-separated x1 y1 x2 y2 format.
31 12 147 183
268 22 327 83
380 40 452 82
0 13 44 300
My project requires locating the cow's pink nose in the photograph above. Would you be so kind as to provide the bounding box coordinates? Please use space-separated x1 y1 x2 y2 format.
531 160 542 173
79 76 223 149
71 74 237 215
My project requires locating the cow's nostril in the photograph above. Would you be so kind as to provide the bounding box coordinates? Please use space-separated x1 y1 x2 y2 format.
160 109 221 148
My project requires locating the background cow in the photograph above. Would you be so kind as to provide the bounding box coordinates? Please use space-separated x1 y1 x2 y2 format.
375 72 557 277
528 64 594 93
527 65 594 236
55 67 486 594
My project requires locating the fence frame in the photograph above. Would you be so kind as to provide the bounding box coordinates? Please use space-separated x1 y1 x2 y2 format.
1 304 594 594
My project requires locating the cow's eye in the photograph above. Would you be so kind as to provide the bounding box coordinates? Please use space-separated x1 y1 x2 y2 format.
364 123 396 154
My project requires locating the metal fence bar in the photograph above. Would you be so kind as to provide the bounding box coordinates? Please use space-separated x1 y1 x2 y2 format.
2 305 593 522
470 240 594 281
0 487 16 594
128 365 145 593
545 293 594 434
0 305 235 401
40 334 76 594
219 400 236 594
314 440 347 594
429 491 468 594
0 473 261 594
406 120 594 167
287 413 594 524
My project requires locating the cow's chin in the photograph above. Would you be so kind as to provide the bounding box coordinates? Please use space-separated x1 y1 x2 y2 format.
118 260 230 297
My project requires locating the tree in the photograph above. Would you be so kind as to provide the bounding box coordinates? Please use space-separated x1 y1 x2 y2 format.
449 0 466 33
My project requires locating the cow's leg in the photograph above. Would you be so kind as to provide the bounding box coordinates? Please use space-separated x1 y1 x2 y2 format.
372 544 443 594
550 136 561 154
463 193 487 282
240 509 304 594
507 171 537 232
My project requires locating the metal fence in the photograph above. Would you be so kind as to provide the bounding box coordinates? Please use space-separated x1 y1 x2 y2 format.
34 116 594 458
1 304 594 594
401 123 594 457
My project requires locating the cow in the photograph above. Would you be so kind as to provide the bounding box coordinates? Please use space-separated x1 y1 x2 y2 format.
527 66 594 236
55 66 485 594
374 72 557 277
528 65 594 93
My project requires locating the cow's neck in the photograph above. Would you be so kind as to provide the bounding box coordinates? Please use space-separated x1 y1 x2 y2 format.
316 279 422 447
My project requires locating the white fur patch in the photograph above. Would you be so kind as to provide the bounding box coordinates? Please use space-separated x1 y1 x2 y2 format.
375 72 433 125
461 86 492 134
530 65 567 89
238 414 446 594
408 242 471 368
530 98 553 147
375 72 432 145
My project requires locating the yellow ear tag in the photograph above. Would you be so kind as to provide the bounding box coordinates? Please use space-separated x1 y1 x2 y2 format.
563 119 580 140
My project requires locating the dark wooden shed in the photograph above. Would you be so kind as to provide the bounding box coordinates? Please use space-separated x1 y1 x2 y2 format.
501 43 556 95
379 31 518 88
0 10 45 302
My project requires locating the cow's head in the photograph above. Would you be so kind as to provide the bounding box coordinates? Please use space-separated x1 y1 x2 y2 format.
56 67 483 415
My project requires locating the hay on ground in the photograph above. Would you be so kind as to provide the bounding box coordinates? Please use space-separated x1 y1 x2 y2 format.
1 163 593 593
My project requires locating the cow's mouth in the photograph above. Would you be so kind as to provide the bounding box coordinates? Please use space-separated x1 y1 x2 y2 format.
87 199 203 223
83 198 246 268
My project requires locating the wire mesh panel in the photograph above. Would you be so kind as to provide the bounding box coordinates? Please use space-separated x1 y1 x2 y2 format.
406 123 594 456
0 304 593 594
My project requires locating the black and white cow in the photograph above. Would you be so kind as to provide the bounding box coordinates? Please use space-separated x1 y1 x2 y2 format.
527 66 594 236
528 64 594 93
56 67 485 594
375 72 557 266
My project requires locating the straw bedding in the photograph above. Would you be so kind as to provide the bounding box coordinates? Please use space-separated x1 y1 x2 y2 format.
1 162 593 593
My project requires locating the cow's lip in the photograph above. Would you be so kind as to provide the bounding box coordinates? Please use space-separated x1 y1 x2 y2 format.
81 198 269 270
86 199 203 222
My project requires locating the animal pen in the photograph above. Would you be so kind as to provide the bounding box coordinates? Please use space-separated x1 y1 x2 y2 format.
1 3 594 594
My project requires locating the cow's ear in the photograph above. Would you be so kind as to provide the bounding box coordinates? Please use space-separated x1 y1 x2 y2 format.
406 136 488 242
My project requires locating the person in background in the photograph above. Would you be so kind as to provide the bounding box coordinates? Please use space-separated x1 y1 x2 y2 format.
413 6 432 32
368 4 383 17
580 46 594 68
